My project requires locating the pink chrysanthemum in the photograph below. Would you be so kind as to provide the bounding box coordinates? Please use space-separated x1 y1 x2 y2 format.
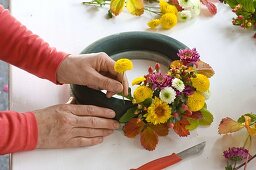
223 147 250 162
177 48 200 65
147 72 172 90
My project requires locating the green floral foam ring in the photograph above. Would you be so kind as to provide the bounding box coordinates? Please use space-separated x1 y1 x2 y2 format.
71 31 187 120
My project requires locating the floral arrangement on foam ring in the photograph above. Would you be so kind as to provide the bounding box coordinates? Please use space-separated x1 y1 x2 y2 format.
114 48 215 151
219 113 256 170
221 0 256 39
82 0 218 30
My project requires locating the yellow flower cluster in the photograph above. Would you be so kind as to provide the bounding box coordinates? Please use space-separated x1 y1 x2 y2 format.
191 74 210 93
132 76 146 86
114 58 133 73
187 92 205 111
146 97 171 125
147 0 178 30
133 86 153 103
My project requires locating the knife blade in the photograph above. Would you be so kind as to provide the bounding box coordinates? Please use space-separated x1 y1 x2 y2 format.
133 141 206 170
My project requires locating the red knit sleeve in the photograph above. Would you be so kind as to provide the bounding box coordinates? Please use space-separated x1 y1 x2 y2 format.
0 5 68 84
0 111 38 154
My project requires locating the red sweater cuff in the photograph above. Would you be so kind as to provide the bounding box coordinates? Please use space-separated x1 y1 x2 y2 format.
0 111 38 154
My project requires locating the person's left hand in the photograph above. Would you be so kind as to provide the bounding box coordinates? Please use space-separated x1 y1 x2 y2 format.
57 52 128 98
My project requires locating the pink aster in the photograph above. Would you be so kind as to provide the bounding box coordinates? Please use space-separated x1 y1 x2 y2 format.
177 48 200 66
223 147 250 162
147 72 172 90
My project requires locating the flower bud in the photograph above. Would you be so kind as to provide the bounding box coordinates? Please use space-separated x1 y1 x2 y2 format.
181 104 189 111
137 104 143 109
172 112 179 118
247 22 252 27
185 110 192 116
155 63 160 72
237 15 243 20
148 66 153 74
168 123 174 128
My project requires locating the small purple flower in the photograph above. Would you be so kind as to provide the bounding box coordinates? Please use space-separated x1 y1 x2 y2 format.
177 48 200 66
147 72 172 90
223 147 250 162
182 86 194 96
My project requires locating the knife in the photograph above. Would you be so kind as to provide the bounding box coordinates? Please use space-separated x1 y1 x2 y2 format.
132 141 206 170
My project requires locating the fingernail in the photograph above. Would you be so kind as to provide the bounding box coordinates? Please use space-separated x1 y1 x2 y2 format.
114 122 120 129
108 110 115 117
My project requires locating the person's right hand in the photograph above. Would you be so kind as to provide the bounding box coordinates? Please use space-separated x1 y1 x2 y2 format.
33 104 119 149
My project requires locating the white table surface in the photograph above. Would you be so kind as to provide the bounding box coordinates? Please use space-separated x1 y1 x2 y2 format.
9 0 256 169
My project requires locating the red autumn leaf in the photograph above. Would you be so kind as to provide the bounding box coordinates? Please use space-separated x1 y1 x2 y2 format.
173 119 190 137
123 118 145 138
150 123 169 136
140 126 158 151
201 0 217 15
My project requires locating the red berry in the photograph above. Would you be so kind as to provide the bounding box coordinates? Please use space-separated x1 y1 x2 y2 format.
148 66 153 74
155 63 160 72
168 123 174 128
173 112 179 118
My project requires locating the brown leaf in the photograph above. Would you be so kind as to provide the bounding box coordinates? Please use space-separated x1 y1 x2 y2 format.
123 118 145 138
218 117 244 135
110 0 125 16
150 123 169 136
196 60 215 78
140 126 158 151
173 119 190 137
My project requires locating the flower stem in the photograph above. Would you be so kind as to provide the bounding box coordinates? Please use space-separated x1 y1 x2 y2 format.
234 153 256 170
122 73 125 105
144 7 161 15
243 135 250 148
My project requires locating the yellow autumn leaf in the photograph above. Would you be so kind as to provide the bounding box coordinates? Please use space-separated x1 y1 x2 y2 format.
244 116 256 136
110 0 125 16
126 0 144 16
218 117 244 134
196 61 215 78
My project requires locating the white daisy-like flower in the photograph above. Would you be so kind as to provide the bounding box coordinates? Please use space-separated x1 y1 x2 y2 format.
159 87 176 104
178 10 192 22
172 78 185 92
178 0 201 17
203 90 210 100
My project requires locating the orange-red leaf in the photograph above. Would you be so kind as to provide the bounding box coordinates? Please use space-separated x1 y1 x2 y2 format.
218 117 244 135
196 61 215 78
173 119 190 137
123 118 145 138
140 127 158 151
150 123 169 136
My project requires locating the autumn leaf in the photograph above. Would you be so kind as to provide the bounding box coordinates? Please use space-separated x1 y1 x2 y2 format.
140 126 158 151
173 119 190 137
196 60 215 78
110 0 125 16
186 118 199 131
123 118 145 138
244 116 256 136
218 117 244 134
184 111 203 120
199 108 213 126
150 123 169 136
126 0 144 16
200 0 217 15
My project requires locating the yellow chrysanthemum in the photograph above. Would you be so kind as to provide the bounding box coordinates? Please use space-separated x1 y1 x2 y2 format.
191 74 210 93
114 58 133 73
147 19 160 29
187 92 205 112
170 60 183 68
160 13 177 29
133 86 153 103
159 0 177 14
132 77 146 86
146 97 171 125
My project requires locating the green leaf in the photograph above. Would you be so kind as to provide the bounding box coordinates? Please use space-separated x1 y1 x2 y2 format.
237 0 255 12
142 98 152 107
225 0 239 8
117 87 133 100
199 108 214 126
237 113 256 124
186 118 199 131
119 107 137 123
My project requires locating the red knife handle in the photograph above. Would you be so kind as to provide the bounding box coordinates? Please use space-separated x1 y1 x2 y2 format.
133 153 182 170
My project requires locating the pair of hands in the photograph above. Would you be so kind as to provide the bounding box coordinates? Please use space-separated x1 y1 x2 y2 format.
34 53 128 149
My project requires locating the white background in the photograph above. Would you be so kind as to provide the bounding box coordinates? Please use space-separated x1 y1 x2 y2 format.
9 0 256 169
